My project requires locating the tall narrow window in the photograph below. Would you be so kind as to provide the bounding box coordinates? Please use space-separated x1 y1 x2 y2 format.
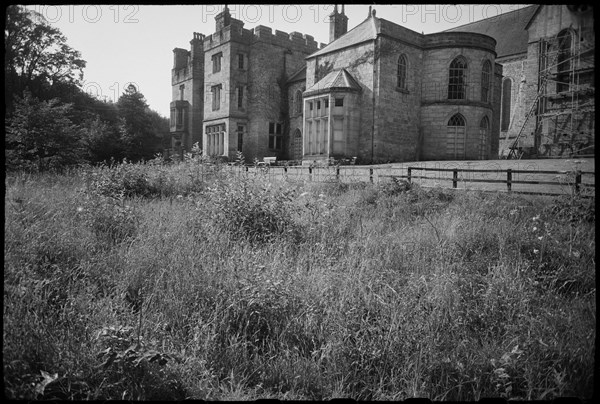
448 56 467 99
479 116 489 160
237 86 244 109
179 84 185 101
238 53 245 69
481 60 491 102
556 30 573 93
237 124 245 152
292 129 302 160
176 108 183 126
332 117 345 154
211 84 222 111
212 53 222 73
500 78 512 131
268 122 282 150
447 114 466 159
295 90 303 115
397 54 407 89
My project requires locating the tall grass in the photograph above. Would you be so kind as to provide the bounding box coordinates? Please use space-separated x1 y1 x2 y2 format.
4 158 595 400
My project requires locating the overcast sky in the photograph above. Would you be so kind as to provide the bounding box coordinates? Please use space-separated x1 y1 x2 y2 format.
27 4 530 118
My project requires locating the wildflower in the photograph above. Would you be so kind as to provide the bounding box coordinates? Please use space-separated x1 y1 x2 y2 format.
299 192 308 197
176 194 183 199
509 209 517 216
533 227 537 231
537 236 543 240
76 206 84 213
532 215 540 221
533 249 539 254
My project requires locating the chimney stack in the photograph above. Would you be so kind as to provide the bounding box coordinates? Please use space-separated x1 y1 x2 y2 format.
329 4 349 43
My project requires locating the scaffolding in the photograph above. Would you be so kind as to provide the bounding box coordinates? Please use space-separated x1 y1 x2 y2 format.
507 24 595 159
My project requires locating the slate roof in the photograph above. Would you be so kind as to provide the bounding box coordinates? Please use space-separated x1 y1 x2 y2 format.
304 69 362 96
308 16 378 59
444 5 539 59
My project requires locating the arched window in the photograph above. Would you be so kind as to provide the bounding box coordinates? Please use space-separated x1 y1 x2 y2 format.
501 78 512 131
479 116 489 159
295 90 303 115
397 54 407 90
448 56 467 99
481 60 491 102
292 128 302 160
447 113 466 159
556 30 573 93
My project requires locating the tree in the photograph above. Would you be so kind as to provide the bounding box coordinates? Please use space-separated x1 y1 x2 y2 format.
6 91 84 171
117 85 164 161
81 115 126 164
5 5 86 113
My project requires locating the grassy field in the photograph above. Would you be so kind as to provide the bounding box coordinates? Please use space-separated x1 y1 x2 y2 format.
4 157 596 400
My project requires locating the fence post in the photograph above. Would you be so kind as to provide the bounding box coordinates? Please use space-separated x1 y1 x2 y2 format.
575 170 581 194
507 169 512 192
452 169 458 188
407 167 412 184
309 166 313 182
336 166 340 181
369 167 374 183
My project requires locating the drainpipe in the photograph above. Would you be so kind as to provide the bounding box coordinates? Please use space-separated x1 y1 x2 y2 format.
371 36 377 163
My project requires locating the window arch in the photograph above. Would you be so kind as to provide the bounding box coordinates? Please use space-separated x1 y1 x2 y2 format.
292 128 302 160
500 78 512 131
479 116 490 159
448 56 467 99
481 60 491 102
556 29 573 93
295 90 303 115
447 113 466 159
397 54 407 90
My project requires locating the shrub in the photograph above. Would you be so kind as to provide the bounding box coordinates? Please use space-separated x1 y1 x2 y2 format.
203 176 300 244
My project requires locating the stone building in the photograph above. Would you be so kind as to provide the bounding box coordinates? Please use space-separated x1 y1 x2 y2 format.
168 5 321 161
446 4 595 158
167 4 593 162
301 6 500 163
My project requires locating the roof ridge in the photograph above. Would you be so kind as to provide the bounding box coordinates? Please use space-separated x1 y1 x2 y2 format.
308 13 378 58
443 4 537 32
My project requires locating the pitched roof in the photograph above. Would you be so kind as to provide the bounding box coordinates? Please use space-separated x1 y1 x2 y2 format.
308 16 378 58
304 69 362 96
444 5 539 59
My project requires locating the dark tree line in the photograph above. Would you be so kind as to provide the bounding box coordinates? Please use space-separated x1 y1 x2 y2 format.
5 5 168 171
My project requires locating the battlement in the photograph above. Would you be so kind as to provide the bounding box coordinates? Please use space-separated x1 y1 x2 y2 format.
173 48 190 70
203 22 320 54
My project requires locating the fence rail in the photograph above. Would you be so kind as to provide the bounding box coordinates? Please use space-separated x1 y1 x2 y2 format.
225 164 594 196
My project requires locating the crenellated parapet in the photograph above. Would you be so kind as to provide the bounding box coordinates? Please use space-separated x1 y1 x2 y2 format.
202 23 320 54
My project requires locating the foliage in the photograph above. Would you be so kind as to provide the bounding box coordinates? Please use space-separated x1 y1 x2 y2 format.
203 174 301 244
5 91 84 171
4 6 169 170
4 5 86 111
3 164 595 400
117 85 164 162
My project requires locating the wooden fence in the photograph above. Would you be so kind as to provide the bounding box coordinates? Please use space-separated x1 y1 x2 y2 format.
225 164 595 196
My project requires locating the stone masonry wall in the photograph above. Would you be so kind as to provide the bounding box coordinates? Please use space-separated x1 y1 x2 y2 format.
373 36 423 162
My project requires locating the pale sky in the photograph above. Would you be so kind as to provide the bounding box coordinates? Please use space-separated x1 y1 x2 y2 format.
26 4 530 118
